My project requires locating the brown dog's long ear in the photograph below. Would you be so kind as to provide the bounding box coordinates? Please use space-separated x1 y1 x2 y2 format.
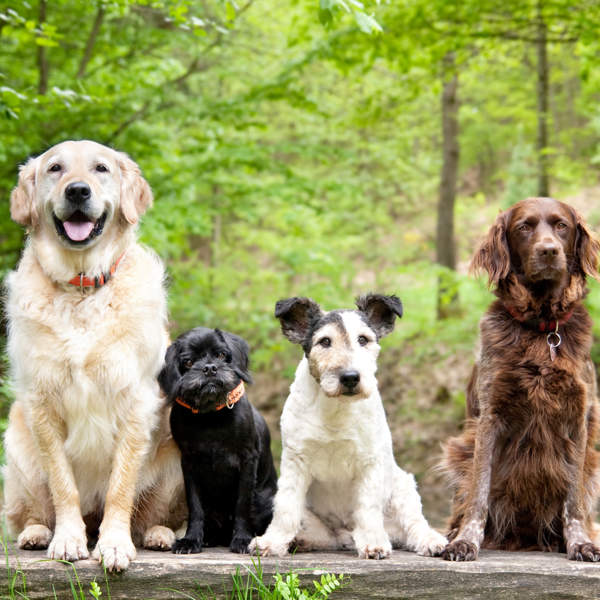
10 158 38 227
117 152 153 225
470 210 511 287
573 211 600 280
274 297 323 345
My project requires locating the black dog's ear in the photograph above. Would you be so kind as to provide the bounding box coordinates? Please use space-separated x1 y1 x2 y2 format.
217 329 253 384
158 341 181 397
355 293 403 339
274 297 323 344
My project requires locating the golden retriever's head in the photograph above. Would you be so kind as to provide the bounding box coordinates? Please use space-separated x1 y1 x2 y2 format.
10 140 152 250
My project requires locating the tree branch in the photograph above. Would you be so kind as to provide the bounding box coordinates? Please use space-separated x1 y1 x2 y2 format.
37 0 49 95
77 4 105 78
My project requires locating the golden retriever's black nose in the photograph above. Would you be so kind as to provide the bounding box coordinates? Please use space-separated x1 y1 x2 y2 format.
65 181 91 204
340 370 360 388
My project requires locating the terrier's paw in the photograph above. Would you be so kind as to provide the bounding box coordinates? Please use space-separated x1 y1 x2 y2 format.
248 535 290 557
143 525 176 551
441 539 478 562
48 526 89 562
93 529 136 572
172 537 203 554
415 530 448 557
229 534 252 554
568 542 600 562
357 544 392 560
18 524 53 550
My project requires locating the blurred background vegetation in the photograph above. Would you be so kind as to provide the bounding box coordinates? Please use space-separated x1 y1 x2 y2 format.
2 0 600 526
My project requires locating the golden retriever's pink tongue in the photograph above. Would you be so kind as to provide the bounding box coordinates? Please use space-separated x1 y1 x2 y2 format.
63 220 94 242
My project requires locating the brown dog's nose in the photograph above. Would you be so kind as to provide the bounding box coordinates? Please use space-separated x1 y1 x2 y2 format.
65 181 91 204
537 242 559 257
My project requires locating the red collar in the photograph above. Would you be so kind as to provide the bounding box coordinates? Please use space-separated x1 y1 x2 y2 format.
175 381 245 414
505 305 574 332
68 253 125 290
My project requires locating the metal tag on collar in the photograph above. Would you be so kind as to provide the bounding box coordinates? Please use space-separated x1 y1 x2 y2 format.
546 320 561 362
226 397 235 409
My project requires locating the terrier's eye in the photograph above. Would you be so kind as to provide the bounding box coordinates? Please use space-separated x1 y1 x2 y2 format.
318 337 331 348
217 352 226 361
95 164 109 173
48 163 62 173
184 359 193 369
358 335 369 346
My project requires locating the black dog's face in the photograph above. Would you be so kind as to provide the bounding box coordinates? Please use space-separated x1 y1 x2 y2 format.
158 327 252 414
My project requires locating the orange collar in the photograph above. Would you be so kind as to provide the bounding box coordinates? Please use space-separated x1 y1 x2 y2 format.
68 253 125 290
175 381 245 414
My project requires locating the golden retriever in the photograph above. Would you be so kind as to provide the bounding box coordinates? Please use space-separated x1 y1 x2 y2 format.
4 140 184 571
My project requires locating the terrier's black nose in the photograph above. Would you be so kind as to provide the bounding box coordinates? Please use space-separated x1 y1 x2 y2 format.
203 364 218 375
65 181 91 204
340 370 360 388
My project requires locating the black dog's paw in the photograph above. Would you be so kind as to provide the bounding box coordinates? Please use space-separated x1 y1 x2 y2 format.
568 543 600 562
172 537 204 554
441 540 478 561
230 534 252 554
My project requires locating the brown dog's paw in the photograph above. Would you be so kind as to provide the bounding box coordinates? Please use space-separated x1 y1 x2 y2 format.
441 540 478 562
568 543 600 562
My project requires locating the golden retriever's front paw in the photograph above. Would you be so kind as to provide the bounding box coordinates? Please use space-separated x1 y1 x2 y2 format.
48 527 89 562
93 530 136 572
248 535 289 557
143 525 176 551
18 524 53 550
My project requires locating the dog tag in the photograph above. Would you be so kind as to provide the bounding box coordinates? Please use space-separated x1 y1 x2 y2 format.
546 331 561 362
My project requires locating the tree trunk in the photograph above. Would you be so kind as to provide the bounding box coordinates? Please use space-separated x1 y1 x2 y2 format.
77 5 105 79
37 0 49 95
436 53 459 319
536 2 550 196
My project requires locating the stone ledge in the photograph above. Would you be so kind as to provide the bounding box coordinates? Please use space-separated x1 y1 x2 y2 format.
3 547 600 599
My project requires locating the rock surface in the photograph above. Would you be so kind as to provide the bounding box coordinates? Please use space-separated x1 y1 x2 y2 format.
3 547 600 599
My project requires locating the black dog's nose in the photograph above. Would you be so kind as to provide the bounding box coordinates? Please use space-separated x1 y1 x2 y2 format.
340 370 360 388
203 363 218 375
65 181 91 204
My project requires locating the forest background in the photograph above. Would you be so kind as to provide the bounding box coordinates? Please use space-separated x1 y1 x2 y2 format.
2 0 600 527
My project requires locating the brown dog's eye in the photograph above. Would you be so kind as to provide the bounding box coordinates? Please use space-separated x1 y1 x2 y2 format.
517 223 531 233
556 222 567 231
96 164 109 173
358 335 369 346
318 337 331 348
48 163 62 172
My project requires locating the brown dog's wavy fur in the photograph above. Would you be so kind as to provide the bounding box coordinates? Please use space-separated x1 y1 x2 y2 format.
443 198 600 556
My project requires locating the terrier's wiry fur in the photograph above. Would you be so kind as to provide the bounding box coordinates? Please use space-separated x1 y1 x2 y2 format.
249 294 446 559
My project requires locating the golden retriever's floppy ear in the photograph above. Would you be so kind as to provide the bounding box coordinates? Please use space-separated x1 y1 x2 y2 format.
117 152 153 225
10 158 38 227
470 209 512 287
572 208 600 281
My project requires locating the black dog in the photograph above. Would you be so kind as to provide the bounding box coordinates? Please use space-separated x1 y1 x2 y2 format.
158 327 277 554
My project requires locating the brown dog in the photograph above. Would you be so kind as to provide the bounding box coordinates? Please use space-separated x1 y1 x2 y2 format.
442 197 600 561
4 141 184 571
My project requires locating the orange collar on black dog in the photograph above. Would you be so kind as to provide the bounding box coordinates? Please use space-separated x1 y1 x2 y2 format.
175 381 245 414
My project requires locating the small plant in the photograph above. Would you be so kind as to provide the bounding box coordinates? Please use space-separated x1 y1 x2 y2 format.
273 571 344 600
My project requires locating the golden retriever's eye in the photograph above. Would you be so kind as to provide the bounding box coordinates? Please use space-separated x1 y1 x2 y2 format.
48 163 62 173
318 337 331 348
183 359 193 370
358 335 369 346
95 164 109 173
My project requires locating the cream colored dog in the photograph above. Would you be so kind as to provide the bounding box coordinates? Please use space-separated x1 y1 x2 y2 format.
4 140 184 571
